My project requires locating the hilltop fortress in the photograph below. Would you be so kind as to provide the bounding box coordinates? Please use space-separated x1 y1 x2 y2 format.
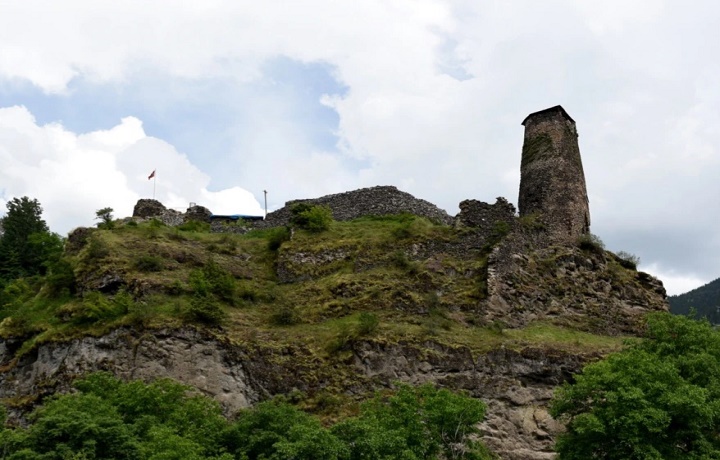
128 105 666 334
6 106 670 460
136 105 591 245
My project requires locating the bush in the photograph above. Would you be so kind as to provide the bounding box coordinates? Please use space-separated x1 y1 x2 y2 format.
577 233 605 255
290 203 333 232
267 226 291 251
187 296 226 325
44 258 77 296
85 236 110 260
188 259 235 303
269 305 300 326
134 255 164 272
357 312 379 336
615 250 640 270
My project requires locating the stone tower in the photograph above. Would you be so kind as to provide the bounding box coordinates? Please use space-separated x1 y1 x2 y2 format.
518 106 590 240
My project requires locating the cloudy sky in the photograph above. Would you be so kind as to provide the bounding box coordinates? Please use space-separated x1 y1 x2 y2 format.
1 1 718 295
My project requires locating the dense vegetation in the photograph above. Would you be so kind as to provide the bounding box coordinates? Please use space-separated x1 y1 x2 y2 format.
669 277 720 323
0 373 493 459
551 312 720 459
0 197 663 458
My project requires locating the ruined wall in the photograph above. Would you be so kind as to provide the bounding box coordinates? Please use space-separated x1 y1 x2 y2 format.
255 185 454 228
519 106 590 242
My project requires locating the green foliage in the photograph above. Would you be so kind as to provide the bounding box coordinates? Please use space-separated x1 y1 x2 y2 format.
615 250 640 270
187 295 226 325
577 232 605 255
266 226 291 251
290 203 333 232
551 313 720 459
357 312 379 336
669 277 720 321
178 220 211 233
95 207 115 229
0 197 61 281
64 291 130 324
85 235 110 260
134 254 164 272
0 373 230 459
0 374 491 459
44 258 77 296
269 305 300 326
188 259 236 303
333 383 491 460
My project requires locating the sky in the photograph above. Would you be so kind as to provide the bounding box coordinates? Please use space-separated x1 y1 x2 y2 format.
0 1 719 296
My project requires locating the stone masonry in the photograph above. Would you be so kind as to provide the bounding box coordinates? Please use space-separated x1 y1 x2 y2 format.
518 106 590 242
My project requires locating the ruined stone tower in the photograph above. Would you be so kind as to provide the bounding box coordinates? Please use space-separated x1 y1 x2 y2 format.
518 106 590 240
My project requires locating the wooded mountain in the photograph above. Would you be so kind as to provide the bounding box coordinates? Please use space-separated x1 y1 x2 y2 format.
669 277 720 322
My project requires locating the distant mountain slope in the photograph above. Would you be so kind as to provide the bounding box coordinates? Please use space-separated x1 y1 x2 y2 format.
669 277 720 321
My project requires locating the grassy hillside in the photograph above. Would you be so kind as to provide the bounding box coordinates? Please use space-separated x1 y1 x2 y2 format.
0 214 631 419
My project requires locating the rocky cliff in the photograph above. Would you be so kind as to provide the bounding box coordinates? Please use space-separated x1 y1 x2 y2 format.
0 188 667 460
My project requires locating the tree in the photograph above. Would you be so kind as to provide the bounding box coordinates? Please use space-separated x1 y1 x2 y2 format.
551 313 720 459
95 207 115 229
0 197 61 280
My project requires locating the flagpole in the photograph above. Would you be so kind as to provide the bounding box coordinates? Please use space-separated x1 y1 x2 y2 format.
153 171 156 200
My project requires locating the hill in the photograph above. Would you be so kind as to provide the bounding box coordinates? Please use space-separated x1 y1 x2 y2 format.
0 195 667 459
669 277 720 321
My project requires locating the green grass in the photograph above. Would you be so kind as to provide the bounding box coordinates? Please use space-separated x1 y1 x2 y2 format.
2 214 625 373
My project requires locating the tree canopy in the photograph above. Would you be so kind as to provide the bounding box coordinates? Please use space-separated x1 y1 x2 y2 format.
1 374 493 460
0 197 62 282
551 312 720 459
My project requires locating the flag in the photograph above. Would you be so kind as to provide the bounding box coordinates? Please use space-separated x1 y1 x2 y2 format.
148 170 156 180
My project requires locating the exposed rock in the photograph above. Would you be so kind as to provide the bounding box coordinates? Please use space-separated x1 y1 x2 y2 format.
0 330 594 459
132 199 167 219
0 328 259 417
186 205 212 222
66 227 92 253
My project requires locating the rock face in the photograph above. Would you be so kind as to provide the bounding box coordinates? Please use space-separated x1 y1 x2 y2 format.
185 205 212 222
257 186 454 228
0 328 593 459
486 231 667 334
132 199 167 219
0 328 259 417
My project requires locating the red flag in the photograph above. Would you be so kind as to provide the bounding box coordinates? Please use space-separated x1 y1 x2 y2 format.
148 170 156 180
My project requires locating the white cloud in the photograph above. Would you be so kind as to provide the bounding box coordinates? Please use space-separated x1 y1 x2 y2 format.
642 263 709 297
1 1 720 292
0 106 263 234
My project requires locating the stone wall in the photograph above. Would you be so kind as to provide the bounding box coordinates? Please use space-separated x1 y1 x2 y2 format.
519 106 590 243
255 186 454 228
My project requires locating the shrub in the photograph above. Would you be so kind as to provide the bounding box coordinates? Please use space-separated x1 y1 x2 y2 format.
44 258 77 296
188 259 235 303
187 296 226 325
290 203 333 233
267 226 291 251
270 305 300 326
134 255 164 272
616 250 640 270
577 233 605 255
95 207 115 230
357 312 379 336
85 236 110 260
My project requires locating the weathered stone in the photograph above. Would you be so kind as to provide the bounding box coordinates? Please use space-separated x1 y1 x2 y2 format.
185 205 212 222
256 185 453 229
132 199 167 219
519 106 590 243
